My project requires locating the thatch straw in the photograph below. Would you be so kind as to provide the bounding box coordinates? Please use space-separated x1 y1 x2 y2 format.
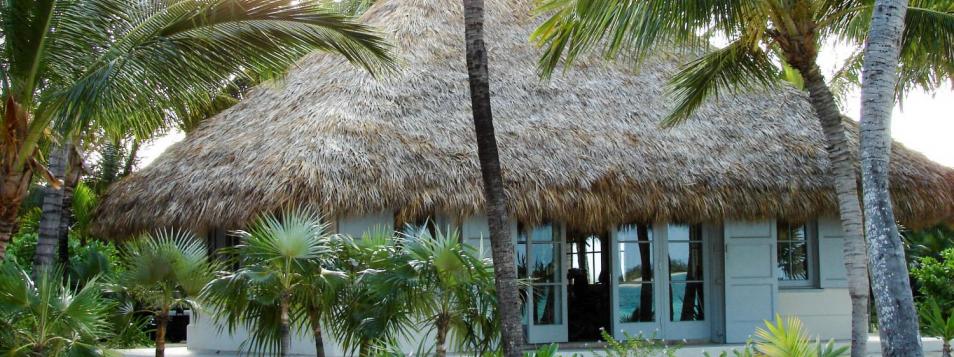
92 0 954 238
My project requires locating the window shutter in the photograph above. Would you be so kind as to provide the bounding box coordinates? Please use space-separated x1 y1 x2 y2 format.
817 216 848 288
723 220 779 343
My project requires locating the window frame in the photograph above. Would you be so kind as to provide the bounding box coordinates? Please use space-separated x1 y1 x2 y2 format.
777 220 820 289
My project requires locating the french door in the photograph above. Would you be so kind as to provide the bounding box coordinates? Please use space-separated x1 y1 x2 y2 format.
611 223 710 340
516 222 568 343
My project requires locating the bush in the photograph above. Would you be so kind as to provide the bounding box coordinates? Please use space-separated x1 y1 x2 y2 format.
911 248 954 310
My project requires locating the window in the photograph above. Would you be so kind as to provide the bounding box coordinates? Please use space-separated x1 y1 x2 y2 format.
617 223 655 323
569 234 603 284
396 214 438 238
668 224 704 322
517 222 563 325
777 221 817 287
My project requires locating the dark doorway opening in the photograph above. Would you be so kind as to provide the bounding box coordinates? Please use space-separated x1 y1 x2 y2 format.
566 230 611 341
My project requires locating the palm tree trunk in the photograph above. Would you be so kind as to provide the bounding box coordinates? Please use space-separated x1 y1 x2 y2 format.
33 144 68 274
121 138 140 178
59 146 83 280
461 1 524 356
156 306 170 357
859 2 921 356
0 169 32 260
943 342 951 357
796 63 871 357
436 313 450 357
280 291 291 357
307 306 326 357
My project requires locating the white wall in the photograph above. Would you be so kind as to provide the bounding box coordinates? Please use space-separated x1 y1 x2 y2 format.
777 288 852 340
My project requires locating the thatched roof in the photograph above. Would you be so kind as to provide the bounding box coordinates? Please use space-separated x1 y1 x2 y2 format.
92 0 954 238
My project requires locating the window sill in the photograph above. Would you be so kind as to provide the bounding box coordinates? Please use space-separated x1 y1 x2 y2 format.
778 286 824 291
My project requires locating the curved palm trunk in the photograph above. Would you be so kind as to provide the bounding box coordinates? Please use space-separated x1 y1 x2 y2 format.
1 99 35 260
859 2 921 356
280 291 291 357
461 1 525 356
34 144 69 273
155 306 170 357
796 63 871 357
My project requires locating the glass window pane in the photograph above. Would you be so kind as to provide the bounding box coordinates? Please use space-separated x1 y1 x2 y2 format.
778 222 807 242
669 242 704 282
618 224 653 242
619 283 654 323
530 224 555 241
670 282 705 321
778 242 809 281
516 244 527 279
533 285 562 325
532 243 560 283
619 242 653 283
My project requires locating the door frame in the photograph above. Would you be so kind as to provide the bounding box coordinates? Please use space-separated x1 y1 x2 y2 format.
520 222 569 344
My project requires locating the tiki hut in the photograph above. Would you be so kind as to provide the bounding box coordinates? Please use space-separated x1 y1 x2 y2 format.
92 0 954 238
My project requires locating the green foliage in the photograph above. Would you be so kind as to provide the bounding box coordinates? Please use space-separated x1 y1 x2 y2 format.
597 329 678 357
531 0 954 124
905 225 954 262
202 208 344 355
0 264 114 356
911 248 954 309
918 298 954 345
707 316 847 357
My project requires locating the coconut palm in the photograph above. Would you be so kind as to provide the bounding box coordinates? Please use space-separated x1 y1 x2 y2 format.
118 230 217 357
202 209 344 357
0 263 113 356
532 2 953 355
918 298 954 357
383 227 499 357
0 0 393 262
857 2 922 354
461 1 526 356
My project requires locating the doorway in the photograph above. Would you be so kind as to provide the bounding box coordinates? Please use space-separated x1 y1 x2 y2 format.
566 230 612 342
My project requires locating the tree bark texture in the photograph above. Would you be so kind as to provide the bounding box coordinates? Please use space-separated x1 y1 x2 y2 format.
461 1 525 356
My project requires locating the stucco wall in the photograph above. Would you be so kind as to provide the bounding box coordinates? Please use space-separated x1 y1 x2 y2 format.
777 288 852 340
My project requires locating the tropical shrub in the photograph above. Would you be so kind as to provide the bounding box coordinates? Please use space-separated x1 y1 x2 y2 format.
0 263 113 356
203 209 344 357
705 316 847 357
596 329 678 357
917 298 954 357
119 230 216 357
911 248 954 309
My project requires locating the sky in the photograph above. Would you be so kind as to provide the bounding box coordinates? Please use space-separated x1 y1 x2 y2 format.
139 45 954 169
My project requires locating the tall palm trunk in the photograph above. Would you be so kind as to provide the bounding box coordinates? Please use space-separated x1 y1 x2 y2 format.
461 1 524 356
58 146 83 279
306 305 327 357
859 1 921 356
793 62 871 357
279 291 291 357
34 144 69 273
156 306 170 357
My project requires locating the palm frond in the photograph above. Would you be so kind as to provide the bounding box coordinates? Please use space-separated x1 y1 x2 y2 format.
663 38 778 126
531 0 765 79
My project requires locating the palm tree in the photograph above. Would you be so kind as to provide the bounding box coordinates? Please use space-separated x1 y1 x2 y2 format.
383 227 500 357
858 1 923 354
119 230 217 357
461 1 526 356
0 264 113 356
532 2 953 355
202 209 345 357
918 298 954 357
0 0 393 261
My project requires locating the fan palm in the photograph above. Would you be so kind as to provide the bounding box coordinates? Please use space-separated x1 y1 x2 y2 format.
118 230 217 357
0 263 113 356
0 0 394 261
918 298 954 357
202 208 344 357
532 2 953 355
382 227 499 357
330 230 420 357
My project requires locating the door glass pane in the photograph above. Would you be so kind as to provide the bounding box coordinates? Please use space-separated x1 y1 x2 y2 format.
533 285 563 325
532 243 561 283
516 243 528 279
529 224 556 241
619 242 653 283
670 282 705 321
619 283 654 323
778 241 809 280
618 224 654 241
668 242 704 282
